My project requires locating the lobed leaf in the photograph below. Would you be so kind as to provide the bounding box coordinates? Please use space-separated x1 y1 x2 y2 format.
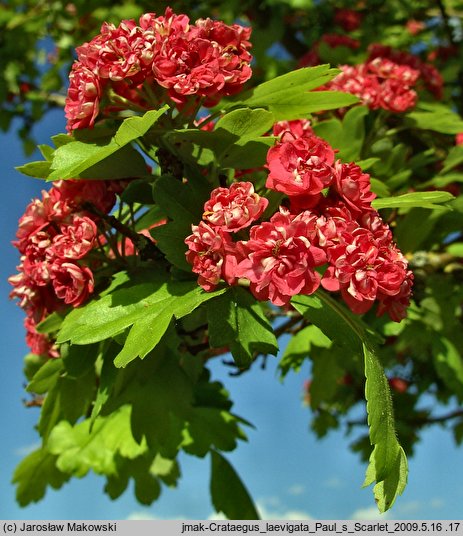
47 106 168 181
210 451 260 520
363 344 408 512
207 287 278 368
12 448 70 507
48 405 147 477
292 290 406 512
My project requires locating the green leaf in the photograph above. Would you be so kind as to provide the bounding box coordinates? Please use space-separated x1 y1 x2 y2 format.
57 271 168 345
423 172 463 189
291 293 363 352
210 451 260 520
370 178 391 198
105 349 193 455
279 324 331 378
48 106 168 181
292 290 405 512
207 287 278 368
363 344 408 512
446 243 463 257
151 454 180 487
120 178 155 204
219 137 275 169
16 160 51 179
433 336 463 400
314 107 368 161
310 348 344 408
105 454 161 505
372 191 455 210
405 107 463 134
228 66 358 120
215 108 275 139
48 406 147 477
114 283 227 368
12 448 70 507
56 269 227 367
90 342 120 427
61 342 99 378
38 368 96 440
27 358 64 394
233 65 337 106
35 311 66 334
151 220 192 271
151 173 210 270
442 145 463 174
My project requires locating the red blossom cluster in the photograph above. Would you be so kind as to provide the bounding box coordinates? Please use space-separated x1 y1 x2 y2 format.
9 180 120 356
325 57 420 113
185 121 413 321
367 44 444 100
334 8 363 32
65 7 252 131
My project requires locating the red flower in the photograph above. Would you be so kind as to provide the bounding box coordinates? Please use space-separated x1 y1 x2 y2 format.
235 209 326 306
203 182 268 232
150 10 252 104
51 215 97 260
321 226 413 319
266 135 335 197
24 317 59 358
54 180 117 214
321 228 380 314
77 19 155 84
185 222 235 291
332 161 376 217
50 259 95 307
334 8 362 32
65 62 104 131
326 59 419 113
273 119 313 140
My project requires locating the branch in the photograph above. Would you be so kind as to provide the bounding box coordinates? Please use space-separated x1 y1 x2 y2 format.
82 202 163 262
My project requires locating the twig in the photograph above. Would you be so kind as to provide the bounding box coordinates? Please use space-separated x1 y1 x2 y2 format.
82 202 163 262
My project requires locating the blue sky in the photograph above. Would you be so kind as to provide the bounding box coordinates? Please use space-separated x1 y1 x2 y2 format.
1 110 463 521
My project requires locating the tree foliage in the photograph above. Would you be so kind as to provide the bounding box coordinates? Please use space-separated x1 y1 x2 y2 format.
5 0 463 519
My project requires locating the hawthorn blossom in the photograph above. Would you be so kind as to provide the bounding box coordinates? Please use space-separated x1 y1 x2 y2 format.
235 209 326 306
65 62 104 131
332 161 376 217
273 119 313 140
51 215 97 260
203 182 268 232
24 317 59 358
152 15 252 104
50 259 95 307
266 134 335 197
184 222 237 291
54 179 117 214
334 8 362 32
326 58 419 113
368 43 444 100
321 227 412 318
76 20 155 84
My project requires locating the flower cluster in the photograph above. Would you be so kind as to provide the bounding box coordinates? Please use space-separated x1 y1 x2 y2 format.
185 122 413 321
326 57 420 113
65 7 252 131
367 44 444 100
9 180 120 356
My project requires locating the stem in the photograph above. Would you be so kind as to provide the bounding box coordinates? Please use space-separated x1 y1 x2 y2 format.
82 202 163 262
